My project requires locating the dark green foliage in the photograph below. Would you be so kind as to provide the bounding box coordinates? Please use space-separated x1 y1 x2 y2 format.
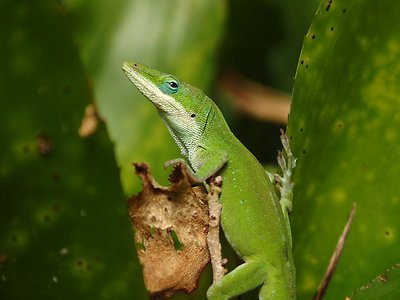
0 1 146 298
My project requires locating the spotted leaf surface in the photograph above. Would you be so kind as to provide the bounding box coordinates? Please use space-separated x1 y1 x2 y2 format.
288 0 400 299
351 264 400 300
0 1 144 298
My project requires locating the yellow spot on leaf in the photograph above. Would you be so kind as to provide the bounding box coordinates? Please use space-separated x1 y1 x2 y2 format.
365 171 375 182
306 182 317 198
391 196 400 205
384 128 397 142
332 189 347 204
304 253 319 265
300 273 318 294
364 38 400 116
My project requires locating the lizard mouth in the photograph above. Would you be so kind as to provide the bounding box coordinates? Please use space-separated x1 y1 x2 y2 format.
122 62 185 115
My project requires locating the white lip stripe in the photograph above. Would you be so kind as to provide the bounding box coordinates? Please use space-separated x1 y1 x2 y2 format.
124 66 185 114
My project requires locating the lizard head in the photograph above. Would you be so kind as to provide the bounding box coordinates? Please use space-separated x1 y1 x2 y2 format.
122 61 212 157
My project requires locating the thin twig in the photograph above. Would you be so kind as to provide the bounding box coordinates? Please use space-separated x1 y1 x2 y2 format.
218 70 291 124
207 176 226 283
313 203 357 300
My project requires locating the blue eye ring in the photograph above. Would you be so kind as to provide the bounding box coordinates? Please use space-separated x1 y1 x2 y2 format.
160 78 179 94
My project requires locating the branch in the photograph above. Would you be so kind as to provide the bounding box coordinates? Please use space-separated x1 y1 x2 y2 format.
207 176 227 282
313 203 357 300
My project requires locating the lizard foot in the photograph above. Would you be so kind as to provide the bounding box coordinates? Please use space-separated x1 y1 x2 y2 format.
274 129 297 214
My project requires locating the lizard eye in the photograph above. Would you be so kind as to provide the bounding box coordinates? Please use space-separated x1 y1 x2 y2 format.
168 81 178 89
160 78 179 94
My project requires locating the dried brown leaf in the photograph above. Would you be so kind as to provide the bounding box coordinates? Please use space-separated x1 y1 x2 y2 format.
78 104 99 137
128 163 210 298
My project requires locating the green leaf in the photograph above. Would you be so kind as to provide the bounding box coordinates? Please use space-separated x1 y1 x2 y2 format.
64 1 227 299
288 0 400 299
65 0 227 195
351 264 400 300
0 1 144 298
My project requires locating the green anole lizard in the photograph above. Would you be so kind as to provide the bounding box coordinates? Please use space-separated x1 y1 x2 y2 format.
122 62 296 300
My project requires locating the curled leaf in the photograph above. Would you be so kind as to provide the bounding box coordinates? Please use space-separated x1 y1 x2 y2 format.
128 163 210 298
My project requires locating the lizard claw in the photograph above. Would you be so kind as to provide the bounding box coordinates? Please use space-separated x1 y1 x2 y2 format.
276 130 296 214
164 158 204 185
164 158 187 169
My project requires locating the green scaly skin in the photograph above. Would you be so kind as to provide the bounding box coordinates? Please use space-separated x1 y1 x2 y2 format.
122 62 295 300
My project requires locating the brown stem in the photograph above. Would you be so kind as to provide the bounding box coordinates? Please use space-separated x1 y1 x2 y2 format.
207 176 227 282
313 203 357 300
218 70 291 124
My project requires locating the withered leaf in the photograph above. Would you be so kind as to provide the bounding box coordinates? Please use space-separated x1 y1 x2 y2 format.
128 162 210 299
78 104 99 138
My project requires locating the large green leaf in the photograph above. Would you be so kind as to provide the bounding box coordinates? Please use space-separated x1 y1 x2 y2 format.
65 0 227 195
288 0 400 299
63 1 226 298
351 264 400 300
0 1 144 298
